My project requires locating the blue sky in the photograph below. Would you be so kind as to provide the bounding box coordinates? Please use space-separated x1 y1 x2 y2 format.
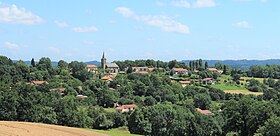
0 0 279 62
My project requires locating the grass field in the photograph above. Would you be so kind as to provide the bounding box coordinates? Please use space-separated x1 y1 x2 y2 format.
224 90 263 95
212 84 246 90
0 121 107 136
89 127 141 136
104 108 116 113
240 77 266 83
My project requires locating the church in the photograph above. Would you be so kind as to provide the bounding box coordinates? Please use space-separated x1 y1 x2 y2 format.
101 52 119 74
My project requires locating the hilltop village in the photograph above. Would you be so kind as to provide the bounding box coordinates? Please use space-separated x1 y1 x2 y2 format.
1 53 280 135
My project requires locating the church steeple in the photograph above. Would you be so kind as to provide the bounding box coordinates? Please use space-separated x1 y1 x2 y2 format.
101 52 106 70
102 52 105 59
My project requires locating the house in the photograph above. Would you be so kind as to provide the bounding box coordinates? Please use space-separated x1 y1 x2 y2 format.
132 71 150 76
50 88 66 95
179 80 191 87
202 78 216 84
195 108 213 116
86 64 98 73
147 68 155 71
207 68 223 74
101 75 113 81
115 104 137 113
106 63 120 74
171 68 188 75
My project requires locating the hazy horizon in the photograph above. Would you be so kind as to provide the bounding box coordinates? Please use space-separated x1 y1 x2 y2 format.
0 0 279 62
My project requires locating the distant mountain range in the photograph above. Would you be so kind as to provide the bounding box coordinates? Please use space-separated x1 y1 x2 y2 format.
182 59 280 70
16 59 280 71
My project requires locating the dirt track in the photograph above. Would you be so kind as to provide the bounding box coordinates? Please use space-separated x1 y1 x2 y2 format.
0 121 108 136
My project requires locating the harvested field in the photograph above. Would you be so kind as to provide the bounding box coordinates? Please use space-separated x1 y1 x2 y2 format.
224 90 263 95
0 121 108 136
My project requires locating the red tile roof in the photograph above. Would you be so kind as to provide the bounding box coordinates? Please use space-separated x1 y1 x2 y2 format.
86 64 98 68
115 104 137 111
207 68 218 71
172 68 187 71
148 68 155 71
195 108 213 116
101 75 113 80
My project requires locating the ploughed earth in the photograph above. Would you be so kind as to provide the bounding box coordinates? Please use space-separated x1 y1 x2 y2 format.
0 121 108 136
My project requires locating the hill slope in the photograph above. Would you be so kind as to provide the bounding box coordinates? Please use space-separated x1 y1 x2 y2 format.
0 121 107 136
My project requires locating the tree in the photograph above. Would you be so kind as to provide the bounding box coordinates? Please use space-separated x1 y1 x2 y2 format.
247 79 267 92
128 109 152 135
199 59 203 68
37 57 52 70
215 62 224 70
69 61 89 81
189 61 193 70
231 69 241 82
257 116 280 136
195 60 199 69
126 66 133 73
193 93 211 110
144 96 157 106
223 65 227 75
58 60 68 70
205 61 209 70
168 60 178 69
31 58 36 67
93 113 113 129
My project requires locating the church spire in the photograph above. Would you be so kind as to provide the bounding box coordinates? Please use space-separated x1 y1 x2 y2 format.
101 52 107 70
102 52 105 59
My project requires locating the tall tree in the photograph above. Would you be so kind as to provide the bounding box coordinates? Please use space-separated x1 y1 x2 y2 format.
223 65 227 75
199 59 203 68
205 61 209 69
31 58 36 67
189 61 193 70
195 60 199 69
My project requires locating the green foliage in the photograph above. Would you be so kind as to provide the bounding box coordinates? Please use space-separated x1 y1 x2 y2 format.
194 93 211 110
2 55 280 136
247 79 268 92
257 116 280 136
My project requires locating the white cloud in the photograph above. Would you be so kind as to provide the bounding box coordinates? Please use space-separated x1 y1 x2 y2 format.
233 21 252 29
192 0 218 8
54 20 69 28
47 46 60 53
0 3 43 25
115 7 190 34
72 26 98 33
3 42 19 49
170 0 191 8
157 0 218 9
115 7 135 18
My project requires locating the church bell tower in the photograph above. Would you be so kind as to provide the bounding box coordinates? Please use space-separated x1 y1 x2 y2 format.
101 52 106 70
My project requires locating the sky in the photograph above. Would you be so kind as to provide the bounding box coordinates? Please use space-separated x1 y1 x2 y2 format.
0 0 279 62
